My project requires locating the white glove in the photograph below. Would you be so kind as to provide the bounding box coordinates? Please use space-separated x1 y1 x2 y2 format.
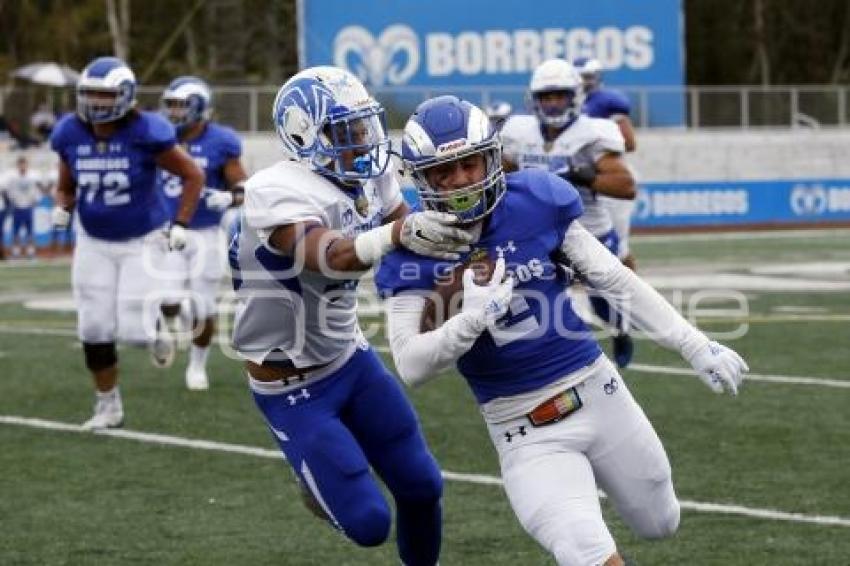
687 341 749 395
51 206 72 229
205 190 234 211
167 223 188 251
461 257 514 329
399 211 474 260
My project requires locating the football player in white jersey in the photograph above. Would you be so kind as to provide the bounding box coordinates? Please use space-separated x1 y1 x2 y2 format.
575 57 640 272
49 57 203 429
229 66 472 564
500 58 637 368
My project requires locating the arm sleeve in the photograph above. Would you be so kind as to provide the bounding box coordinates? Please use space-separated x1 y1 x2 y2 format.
386 293 486 387
561 222 710 361
606 90 632 117
222 127 243 159
586 119 625 162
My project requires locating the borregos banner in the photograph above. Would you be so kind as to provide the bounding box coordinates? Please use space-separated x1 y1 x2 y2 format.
297 0 684 124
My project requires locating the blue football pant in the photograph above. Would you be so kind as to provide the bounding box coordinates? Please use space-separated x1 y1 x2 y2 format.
252 346 443 565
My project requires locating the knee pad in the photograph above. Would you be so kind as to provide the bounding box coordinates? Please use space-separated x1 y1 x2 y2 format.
83 342 117 372
344 502 392 547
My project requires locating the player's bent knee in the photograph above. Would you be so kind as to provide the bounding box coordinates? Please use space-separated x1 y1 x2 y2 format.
343 502 392 547
83 342 117 372
634 498 680 540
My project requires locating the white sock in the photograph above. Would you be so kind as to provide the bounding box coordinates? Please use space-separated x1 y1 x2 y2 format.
189 345 209 370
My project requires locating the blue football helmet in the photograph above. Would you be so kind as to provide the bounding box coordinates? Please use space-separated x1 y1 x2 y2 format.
573 57 603 92
160 76 212 134
272 66 391 181
526 58 583 129
402 95 506 224
76 57 137 124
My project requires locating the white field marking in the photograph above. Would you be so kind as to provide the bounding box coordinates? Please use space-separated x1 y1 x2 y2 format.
628 363 850 389
633 228 850 243
772 305 830 314
2 323 847 390
2 414 849 528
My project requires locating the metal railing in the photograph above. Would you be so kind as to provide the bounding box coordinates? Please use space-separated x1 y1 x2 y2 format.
2 84 849 137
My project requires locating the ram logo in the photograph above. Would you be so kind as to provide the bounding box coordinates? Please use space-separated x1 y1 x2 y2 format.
334 24 420 86
790 184 828 216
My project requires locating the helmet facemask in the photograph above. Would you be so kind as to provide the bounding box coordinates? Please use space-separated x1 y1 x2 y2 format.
528 88 581 129
77 82 135 124
409 138 506 225
315 103 391 182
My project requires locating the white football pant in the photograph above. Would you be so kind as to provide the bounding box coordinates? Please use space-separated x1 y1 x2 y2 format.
73 227 169 344
155 226 224 320
487 357 680 565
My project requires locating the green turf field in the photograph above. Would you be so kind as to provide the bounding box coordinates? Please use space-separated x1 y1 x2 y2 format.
1 229 849 565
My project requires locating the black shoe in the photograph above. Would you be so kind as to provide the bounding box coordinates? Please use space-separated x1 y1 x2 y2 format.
613 333 634 368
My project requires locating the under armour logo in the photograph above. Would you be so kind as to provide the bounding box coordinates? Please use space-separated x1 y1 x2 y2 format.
603 376 618 395
495 241 516 257
287 388 311 406
503 425 527 442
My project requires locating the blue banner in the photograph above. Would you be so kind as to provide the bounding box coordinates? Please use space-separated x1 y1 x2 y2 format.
633 179 850 228
401 179 850 228
299 0 684 124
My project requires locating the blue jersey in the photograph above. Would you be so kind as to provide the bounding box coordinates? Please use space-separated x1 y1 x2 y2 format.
159 122 242 229
376 169 602 404
583 88 632 119
49 111 175 240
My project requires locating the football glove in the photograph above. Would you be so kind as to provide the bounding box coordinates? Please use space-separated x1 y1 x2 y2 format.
554 156 597 187
687 341 748 395
461 257 513 328
205 190 234 211
51 206 72 229
166 222 188 251
399 211 474 260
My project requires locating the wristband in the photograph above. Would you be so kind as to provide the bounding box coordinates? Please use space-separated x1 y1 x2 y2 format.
353 223 395 265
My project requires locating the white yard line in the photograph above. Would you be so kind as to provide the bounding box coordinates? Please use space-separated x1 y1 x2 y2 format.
627 363 850 389
1 326 847 390
1 414 848 528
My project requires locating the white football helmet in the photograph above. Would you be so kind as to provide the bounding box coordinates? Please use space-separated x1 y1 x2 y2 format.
271 66 391 181
527 59 584 128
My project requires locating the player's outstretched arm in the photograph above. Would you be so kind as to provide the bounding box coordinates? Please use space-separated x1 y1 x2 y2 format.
561 222 748 394
386 258 513 387
267 210 473 275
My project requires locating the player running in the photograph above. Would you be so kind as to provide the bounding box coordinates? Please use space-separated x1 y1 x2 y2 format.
377 95 748 566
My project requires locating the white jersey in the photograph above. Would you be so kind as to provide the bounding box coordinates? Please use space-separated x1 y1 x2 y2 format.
501 114 624 236
231 159 403 366
0 169 43 208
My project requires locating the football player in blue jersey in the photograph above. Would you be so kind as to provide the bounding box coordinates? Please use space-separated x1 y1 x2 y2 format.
229 66 474 565
155 76 248 390
49 57 203 430
377 96 748 566
574 56 640 273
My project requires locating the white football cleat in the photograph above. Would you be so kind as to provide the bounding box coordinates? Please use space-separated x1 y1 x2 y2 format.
82 395 124 430
185 365 209 391
150 318 176 369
